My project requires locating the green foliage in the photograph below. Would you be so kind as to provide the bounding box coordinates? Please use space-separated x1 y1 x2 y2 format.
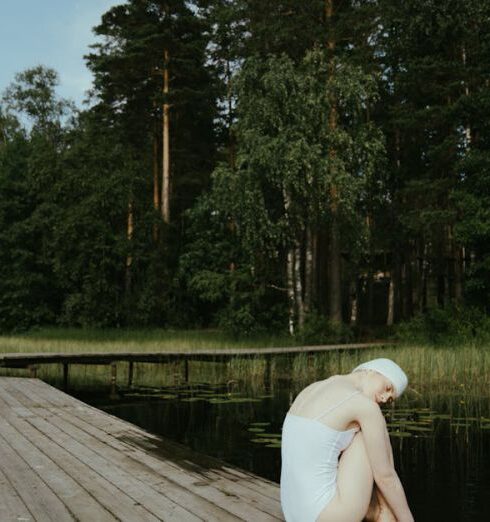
1 1 490 337
297 311 354 345
395 306 490 346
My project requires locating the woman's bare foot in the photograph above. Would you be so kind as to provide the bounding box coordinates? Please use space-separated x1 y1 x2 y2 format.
364 485 397 522
363 488 381 522
377 504 397 522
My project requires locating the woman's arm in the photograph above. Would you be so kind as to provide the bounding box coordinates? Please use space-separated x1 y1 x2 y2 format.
385 424 394 467
356 400 414 522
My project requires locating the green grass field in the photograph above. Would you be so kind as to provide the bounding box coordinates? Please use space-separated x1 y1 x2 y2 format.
0 327 297 353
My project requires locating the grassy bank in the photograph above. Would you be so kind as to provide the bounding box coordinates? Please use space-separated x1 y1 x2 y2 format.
0 327 296 353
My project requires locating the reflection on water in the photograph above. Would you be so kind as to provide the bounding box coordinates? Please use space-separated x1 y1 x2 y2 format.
77 381 490 521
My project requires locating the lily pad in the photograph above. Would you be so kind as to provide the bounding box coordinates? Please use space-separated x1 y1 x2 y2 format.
227 398 262 403
406 425 432 432
389 431 412 438
265 442 282 448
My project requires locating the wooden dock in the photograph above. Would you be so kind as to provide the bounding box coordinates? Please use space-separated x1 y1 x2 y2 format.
0 342 392 389
0 377 284 521
0 343 391 368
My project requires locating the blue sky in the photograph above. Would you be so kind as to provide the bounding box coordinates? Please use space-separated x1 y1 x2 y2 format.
0 0 121 109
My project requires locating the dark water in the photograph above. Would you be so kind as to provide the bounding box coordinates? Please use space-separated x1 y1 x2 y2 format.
77 382 490 522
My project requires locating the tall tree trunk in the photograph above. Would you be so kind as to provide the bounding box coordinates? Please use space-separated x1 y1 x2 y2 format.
462 45 472 147
294 240 305 329
349 278 359 325
125 200 134 296
286 248 295 335
316 228 328 315
366 267 374 325
394 251 402 321
386 272 395 326
325 0 342 324
304 226 314 314
152 123 160 242
328 210 342 323
161 48 170 224
283 188 296 334
366 214 374 325
454 245 463 303
448 224 463 303
421 242 429 311
225 58 236 169
392 128 403 321
404 245 414 317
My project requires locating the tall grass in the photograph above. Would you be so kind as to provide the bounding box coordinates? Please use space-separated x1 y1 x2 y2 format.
0 327 295 353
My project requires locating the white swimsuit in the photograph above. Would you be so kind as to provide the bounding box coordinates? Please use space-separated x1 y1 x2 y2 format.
280 390 361 522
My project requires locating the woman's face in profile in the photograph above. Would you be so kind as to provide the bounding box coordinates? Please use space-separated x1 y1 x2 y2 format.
367 371 396 405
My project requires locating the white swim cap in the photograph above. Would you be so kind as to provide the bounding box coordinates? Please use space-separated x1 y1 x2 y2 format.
351 358 408 398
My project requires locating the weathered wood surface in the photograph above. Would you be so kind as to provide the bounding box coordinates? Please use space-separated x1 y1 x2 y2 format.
0 377 284 521
0 342 393 368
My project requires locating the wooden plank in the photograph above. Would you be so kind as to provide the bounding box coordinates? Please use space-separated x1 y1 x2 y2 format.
0 466 33 522
0 416 118 522
5 378 283 521
0 426 75 522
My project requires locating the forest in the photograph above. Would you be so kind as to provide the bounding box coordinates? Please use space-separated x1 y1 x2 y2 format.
1 0 489 341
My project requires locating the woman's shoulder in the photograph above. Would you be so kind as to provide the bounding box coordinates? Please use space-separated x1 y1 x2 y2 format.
322 375 375 407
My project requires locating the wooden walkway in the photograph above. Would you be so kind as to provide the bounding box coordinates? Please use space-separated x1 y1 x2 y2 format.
0 342 391 368
0 377 284 521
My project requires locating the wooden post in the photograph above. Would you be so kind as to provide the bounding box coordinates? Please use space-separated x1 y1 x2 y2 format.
28 365 38 378
265 356 273 390
110 362 118 400
63 363 69 392
184 358 189 383
128 361 134 388
307 353 314 377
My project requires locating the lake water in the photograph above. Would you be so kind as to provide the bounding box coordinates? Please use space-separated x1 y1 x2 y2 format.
78 380 490 521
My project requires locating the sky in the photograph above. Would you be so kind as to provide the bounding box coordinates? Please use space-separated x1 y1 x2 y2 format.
0 0 121 109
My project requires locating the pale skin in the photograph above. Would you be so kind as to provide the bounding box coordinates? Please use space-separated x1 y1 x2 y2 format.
287 370 414 522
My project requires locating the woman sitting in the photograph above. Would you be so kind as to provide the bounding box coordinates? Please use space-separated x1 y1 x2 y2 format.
280 357 414 522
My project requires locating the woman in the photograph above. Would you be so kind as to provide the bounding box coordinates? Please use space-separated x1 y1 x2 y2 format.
280 357 414 522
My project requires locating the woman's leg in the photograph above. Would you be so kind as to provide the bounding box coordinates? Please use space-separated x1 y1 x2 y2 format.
316 431 396 522
316 431 373 522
